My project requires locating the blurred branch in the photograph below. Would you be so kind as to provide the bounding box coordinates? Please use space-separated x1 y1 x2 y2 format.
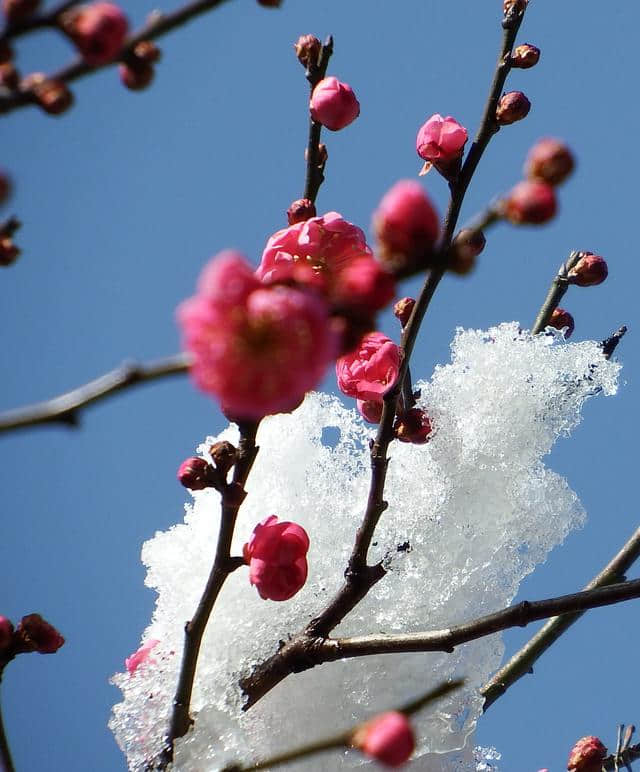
0 0 77 45
0 673 15 772
0 352 190 434
0 0 236 115
302 36 332 204
240 2 530 711
481 524 640 711
157 421 260 769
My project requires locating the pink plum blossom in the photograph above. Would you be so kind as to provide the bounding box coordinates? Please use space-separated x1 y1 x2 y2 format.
416 114 468 163
310 76 360 131
69 2 128 65
126 639 160 675
336 331 400 402
352 711 415 767
243 516 309 601
177 251 336 420
567 736 607 772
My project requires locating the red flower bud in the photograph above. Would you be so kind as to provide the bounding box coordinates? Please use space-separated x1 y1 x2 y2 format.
502 180 557 225
286 198 317 225
357 398 383 424
22 73 73 115
352 711 415 768
511 43 540 68
525 138 575 186
395 408 433 444
310 76 360 131
68 2 128 66
243 516 309 601
548 308 575 338
0 236 20 266
119 61 154 91
133 40 160 63
503 0 527 17
496 91 531 125
208 441 237 478
332 256 396 316
567 735 607 772
294 34 321 69
177 456 215 490
15 614 64 654
393 297 415 328
0 616 14 652
257 0 281 6
567 252 608 287
373 180 439 275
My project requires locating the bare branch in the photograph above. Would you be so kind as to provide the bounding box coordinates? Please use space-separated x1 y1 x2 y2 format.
0 353 190 434
302 36 333 204
531 250 582 334
481 524 640 711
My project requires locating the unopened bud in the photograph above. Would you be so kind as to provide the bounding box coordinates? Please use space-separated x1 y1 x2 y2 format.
393 297 416 327
65 2 128 66
496 91 531 125
567 735 607 772
395 408 433 444
0 236 20 266
133 40 161 63
294 34 321 69
357 399 383 424
351 711 415 767
209 441 237 479
0 61 19 90
503 0 527 17
548 308 574 338
287 198 316 225
0 616 14 651
567 252 608 287
511 43 540 68
502 180 557 225
525 138 575 186
2 0 40 23
177 456 215 490
0 169 11 205
450 228 485 275
119 60 154 90
23 73 73 115
15 614 64 654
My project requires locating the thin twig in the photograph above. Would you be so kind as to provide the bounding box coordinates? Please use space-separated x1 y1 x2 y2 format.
601 326 627 360
302 36 333 203
481 524 640 711
531 250 581 334
0 0 76 46
156 422 259 769
0 673 15 772
0 0 235 115
0 353 190 434
239 3 529 711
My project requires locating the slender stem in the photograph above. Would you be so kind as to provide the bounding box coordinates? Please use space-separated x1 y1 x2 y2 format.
531 250 581 334
0 0 77 45
302 36 333 203
319 579 640 660
0 673 15 772
0 353 190 434
239 3 529 710
0 0 236 115
157 421 259 768
481 524 640 711
604 742 640 771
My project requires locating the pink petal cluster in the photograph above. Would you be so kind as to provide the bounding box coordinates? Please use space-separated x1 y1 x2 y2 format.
336 331 400 406
243 516 309 601
310 76 360 131
257 211 395 316
178 251 337 420
567 735 607 772
70 2 128 65
373 180 439 272
352 711 415 768
125 639 160 674
416 114 468 163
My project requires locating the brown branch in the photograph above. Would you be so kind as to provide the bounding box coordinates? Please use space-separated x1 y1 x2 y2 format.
0 0 77 46
481 524 640 711
604 741 640 771
156 421 260 769
601 326 627 360
0 0 236 115
319 578 640 661
0 672 15 772
531 250 582 334
239 2 529 711
0 352 190 434
302 36 332 204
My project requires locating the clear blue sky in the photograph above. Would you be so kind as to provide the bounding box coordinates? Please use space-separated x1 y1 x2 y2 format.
1 1 639 769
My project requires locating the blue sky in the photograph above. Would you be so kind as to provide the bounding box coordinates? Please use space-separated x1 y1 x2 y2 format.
1 1 639 769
